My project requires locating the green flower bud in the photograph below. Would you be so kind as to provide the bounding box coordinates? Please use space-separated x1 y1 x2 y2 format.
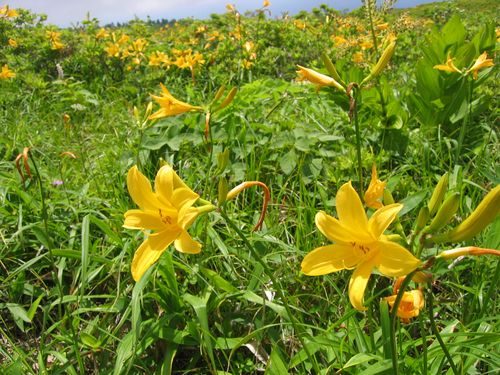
428 172 449 217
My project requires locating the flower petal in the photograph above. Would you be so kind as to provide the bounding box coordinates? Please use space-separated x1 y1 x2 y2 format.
336 182 369 233
376 240 422 277
348 260 374 311
127 166 159 211
368 203 403 238
130 233 172 281
123 209 166 231
147 228 180 251
172 188 199 210
301 244 360 275
178 206 201 229
155 165 175 202
174 230 201 254
315 211 372 244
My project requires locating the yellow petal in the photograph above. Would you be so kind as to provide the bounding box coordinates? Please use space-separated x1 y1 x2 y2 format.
147 228 180 251
178 206 201 229
376 240 421 277
127 166 159 210
315 211 359 244
368 203 402 238
174 230 202 254
123 209 167 231
131 238 166 281
301 244 361 275
172 188 199 210
336 182 370 234
348 260 374 311
155 164 175 201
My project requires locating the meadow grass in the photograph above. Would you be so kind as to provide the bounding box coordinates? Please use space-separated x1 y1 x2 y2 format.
1 1 499 373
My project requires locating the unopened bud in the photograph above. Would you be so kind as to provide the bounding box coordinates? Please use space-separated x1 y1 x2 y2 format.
321 53 345 87
216 87 237 111
427 192 460 232
361 40 396 85
217 148 230 173
383 189 395 205
415 206 429 233
436 246 500 260
428 172 449 217
218 177 229 205
432 185 500 243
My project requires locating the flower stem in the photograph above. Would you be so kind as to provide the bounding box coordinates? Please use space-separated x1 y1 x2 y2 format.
388 270 418 374
455 78 472 164
426 286 459 375
219 208 320 374
348 86 363 190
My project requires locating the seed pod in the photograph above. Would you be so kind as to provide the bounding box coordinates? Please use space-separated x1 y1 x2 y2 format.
428 172 449 217
427 192 460 232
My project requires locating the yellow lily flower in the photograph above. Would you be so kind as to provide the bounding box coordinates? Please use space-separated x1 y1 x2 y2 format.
296 65 345 92
386 289 424 323
0 64 15 79
433 53 461 74
364 164 386 209
124 165 203 281
466 52 494 79
301 182 421 310
149 83 203 119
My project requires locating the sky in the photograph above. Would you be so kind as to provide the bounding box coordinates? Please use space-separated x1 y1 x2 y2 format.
7 0 439 27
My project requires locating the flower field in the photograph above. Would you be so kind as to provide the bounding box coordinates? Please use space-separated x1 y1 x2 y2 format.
1 1 499 373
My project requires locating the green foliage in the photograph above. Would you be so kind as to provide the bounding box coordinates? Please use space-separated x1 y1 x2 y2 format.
0 1 499 374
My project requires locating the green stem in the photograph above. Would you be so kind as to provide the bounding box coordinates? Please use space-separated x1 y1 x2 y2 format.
455 78 473 164
389 270 418 374
352 89 364 190
418 311 428 375
219 208 320 374
30 151 64 307
426 286 459 375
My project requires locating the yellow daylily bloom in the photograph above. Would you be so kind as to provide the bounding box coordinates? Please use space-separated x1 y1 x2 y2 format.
296 65 345 92
301 182 421 310
364 164 386 209
124 165 203 281
8 38 17 47
0 5 18 18
0 64 15 79
466 52 494 79
386 289 424 323
149 83 203 120
433 53 461 74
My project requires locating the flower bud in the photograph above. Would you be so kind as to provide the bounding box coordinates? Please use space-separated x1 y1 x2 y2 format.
415 206 429 233
432 185 500 243
428 172 449 217
321 53 345 87
427 192 460 232
361 40 396 85
218 177 229 205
